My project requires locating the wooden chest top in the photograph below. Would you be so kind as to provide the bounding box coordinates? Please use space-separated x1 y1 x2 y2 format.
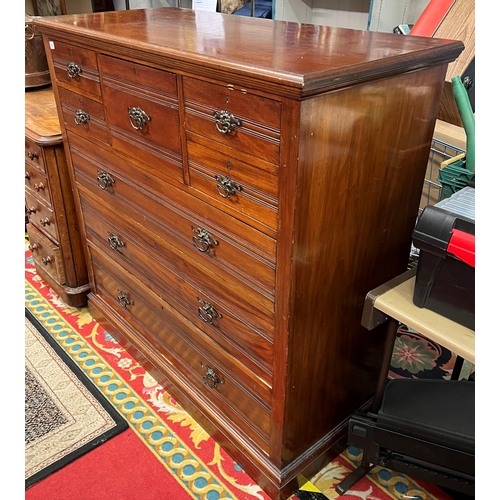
34 7 463 98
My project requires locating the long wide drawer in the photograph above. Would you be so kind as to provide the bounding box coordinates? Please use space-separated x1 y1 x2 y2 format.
80 192 274 381
90 247 272 452
25 191 59 243
68 132 276 297
27 224 65 284
25 137 45 173
25 167 51 206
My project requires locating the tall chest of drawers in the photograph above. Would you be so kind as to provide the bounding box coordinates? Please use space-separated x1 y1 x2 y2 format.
35 9 463 499
25 87 89 307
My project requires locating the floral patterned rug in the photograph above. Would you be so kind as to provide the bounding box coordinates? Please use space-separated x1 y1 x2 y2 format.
24 236 458 500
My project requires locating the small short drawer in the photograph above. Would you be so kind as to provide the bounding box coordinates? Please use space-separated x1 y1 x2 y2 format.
58 87 110 145
184 77 281 130
48 39 101 96
187 139 278 232
184 77 281 164
100 55 177 97
25 191 59 243
25 167 51 206
25 138 44 173
91 248 272 452
27 224 66 284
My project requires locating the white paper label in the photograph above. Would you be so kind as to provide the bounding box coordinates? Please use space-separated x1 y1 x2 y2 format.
49 41 55 49
192 0 216 11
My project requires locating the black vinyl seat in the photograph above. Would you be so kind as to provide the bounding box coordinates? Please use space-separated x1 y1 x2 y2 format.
336 378 475 496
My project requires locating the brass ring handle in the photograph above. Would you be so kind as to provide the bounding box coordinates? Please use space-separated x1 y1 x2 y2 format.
97 170 115 191
34 182 45 192
108 232 125 251
117 291 133 308
213 110 242 134
25 24 35 41
192 227 219 253
42 256 52 265
40 218 51 226
200 362 224 389
27 206 36 215
197 298 222 324
67 62 82 78
74 109 90 125
215 175 243 199
128 107 151 130
28 243 39 252
28 151 38 160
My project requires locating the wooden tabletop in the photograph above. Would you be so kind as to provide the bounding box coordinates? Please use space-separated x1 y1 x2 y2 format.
367 269 475 364
25 86 62 145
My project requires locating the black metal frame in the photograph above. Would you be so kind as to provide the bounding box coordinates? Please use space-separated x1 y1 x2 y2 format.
336 410 475 496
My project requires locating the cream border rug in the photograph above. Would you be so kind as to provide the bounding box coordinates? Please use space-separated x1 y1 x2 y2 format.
25 309 127 488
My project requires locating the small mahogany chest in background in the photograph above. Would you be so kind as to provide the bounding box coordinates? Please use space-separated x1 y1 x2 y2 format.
25 87 89 306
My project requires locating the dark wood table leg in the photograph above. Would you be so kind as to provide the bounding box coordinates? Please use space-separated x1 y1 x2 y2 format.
371 318 399 413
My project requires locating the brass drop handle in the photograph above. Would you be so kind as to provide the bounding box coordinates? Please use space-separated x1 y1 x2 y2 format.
28 151 38 160
201 362 224 389
40 217 51 226
25 23 35 41
192 227 219 253
25 172 30 180
42 256 52 265
215 175 242 199
74 109 90 125
108 232 125 251
97 170 115 191
117 290 133 309
27 206 36 215
34 182 45 192
197 298 222 324
213 110 242 134
28 243 39 252
67 62 82 78
128 106 151 130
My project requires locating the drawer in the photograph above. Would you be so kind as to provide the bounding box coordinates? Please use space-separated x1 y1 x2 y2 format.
101 56 182 184
100 55 177 97
25 138 44 173
25 167 51 206
25 191 59 243
58 87 110 145
187 139 278 232
184 77 281 164
183 77 281 130
27 224 66 284
91 248 272 451
48 39 101 97
69 133 276 296
80 193 274 381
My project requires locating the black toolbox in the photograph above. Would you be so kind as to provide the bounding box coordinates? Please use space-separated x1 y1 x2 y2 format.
412 187 475 330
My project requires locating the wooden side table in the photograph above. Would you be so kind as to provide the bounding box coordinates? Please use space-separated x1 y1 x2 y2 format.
25 87 90 307
362 266 475 412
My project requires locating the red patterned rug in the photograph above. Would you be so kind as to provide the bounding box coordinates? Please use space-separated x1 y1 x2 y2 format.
25 237 458 500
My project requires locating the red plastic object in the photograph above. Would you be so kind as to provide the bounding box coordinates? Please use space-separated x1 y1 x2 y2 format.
410 0 455 37
447 228 475 268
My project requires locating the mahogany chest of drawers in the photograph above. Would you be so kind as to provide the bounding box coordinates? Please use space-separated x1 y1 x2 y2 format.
35 9 463 498
25 87 89 307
